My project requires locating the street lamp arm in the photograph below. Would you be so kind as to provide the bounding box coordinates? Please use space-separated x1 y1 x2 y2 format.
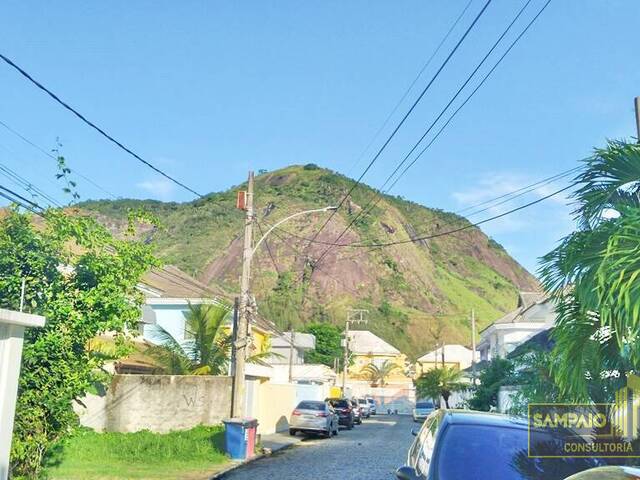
252 206 337 255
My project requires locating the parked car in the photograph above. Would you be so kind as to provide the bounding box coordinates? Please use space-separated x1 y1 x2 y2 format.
327 398 355 430
289 400 338 438
412 400 436 422
564 466 640 480
356 398 371 418
396 410 606 480
350 399 362 425
366 397 377 415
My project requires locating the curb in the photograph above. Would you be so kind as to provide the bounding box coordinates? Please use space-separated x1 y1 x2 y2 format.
209 442 298 479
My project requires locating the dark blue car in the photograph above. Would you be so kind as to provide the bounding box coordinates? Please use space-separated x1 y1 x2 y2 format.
397 410 605 480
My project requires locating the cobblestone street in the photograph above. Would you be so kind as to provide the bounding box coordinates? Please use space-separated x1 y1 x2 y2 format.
223 415 414 480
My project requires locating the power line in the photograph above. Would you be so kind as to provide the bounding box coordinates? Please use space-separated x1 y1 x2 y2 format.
313 0 543 268
0 184 44 211
0 189 43 217
295 183 572 249
346 0 475 178
387 0 554 195
462 168 577 218
0 159 63 208
455 166 579 215
0 54 203 198
0 119 118 200
255 220 281 275
302 0 494 250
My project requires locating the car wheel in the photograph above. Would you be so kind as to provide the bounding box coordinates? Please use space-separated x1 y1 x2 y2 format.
289 429 297 436
347 420 354 430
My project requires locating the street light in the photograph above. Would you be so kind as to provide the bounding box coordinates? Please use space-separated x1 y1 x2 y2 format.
251 205 337 255
232 170 338 419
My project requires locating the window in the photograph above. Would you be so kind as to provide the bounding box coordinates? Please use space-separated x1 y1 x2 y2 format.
435 425 602 480
297 401 325 411
415 414 439 476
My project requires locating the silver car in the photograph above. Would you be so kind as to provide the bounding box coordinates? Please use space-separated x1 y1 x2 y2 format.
289 400 338 438
356 398 371 418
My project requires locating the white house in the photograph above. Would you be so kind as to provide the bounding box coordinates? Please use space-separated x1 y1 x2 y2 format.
416 344 476 375
269 332 316 366
477 292 556 361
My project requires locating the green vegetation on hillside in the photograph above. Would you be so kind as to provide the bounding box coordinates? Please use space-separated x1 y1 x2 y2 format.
80 165 538 357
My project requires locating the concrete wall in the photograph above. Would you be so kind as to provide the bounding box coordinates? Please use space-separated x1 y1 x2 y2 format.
348 381 416 414
255 382 330 434
75 374 232 433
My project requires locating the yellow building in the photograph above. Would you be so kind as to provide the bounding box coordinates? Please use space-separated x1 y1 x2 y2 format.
347 330 409 384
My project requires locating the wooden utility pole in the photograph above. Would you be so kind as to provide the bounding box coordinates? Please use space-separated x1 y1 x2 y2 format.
232 171 254 418
343 309 368 391
288 328 296 383
635 97 640 142
342 319 349 391
471 309 477 385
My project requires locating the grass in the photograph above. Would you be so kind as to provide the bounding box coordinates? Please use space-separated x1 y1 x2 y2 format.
45 426 229 480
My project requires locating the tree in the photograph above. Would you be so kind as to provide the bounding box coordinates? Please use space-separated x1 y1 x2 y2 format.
468 357 513 411
363 360 400 387
303 323 343 367
416 367 466 408
148 302 232 375
148 302 278 374
1 209 157 478
539 140 640 400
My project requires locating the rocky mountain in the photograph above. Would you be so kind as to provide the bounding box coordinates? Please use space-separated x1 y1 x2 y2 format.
81 164 539 358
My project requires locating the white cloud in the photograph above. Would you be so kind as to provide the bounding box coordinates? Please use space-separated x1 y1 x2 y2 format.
452 172 573 234
136 177 176 200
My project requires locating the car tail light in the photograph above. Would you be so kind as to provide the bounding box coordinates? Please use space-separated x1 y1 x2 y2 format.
292 410 301 416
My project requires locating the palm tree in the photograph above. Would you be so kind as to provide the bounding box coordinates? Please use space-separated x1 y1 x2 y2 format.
539 140 640 400
416 366 466 408
148 302 232 375
363 360 400 387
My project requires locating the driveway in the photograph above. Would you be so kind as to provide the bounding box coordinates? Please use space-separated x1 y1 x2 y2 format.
222 415 415 480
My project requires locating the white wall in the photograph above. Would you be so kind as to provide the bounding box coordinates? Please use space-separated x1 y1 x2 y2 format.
143 305 188 343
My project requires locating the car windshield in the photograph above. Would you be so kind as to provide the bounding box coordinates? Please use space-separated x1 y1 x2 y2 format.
297 401 324 411
416 402 433 409
333 400 349 408
437 425 602 480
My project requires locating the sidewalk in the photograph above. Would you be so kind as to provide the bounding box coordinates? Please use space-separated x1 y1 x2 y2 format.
208 431 301 479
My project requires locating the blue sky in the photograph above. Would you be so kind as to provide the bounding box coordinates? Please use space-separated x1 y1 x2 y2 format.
1 1 639 274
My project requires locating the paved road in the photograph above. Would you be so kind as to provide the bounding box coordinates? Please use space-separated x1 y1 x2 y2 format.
223 415 414 480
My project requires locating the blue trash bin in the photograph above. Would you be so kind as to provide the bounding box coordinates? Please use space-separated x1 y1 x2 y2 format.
223 418 258 460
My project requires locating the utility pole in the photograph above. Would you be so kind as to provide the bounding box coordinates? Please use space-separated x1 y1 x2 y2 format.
342 319 349 391
471 309 477 385
635 97 640 142
288 327 296 383
342 309 368 392
232 171 254 418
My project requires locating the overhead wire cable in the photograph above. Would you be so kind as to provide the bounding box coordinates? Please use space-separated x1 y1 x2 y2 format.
0 119 119 200
312 0 541 268
300 0 494 250
0 54 202 197
346 0 476 177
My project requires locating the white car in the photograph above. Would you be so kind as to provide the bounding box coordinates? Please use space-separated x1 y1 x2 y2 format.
356 398 371 418
289 400 338 438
